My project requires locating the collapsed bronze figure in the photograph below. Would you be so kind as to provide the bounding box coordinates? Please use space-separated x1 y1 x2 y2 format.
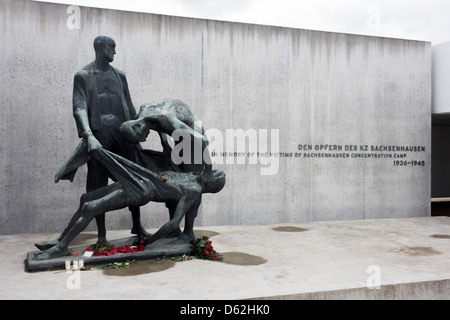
34 148 225 260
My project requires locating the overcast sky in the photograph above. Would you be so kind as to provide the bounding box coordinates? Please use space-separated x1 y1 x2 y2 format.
33 0 450 45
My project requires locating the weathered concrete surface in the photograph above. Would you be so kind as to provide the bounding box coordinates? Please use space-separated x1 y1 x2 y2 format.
432 41 450 114
1 217 449 300
1 0 431 235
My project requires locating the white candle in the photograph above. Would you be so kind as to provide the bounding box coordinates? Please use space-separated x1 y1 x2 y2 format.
65 260 71 270
73 260 79 270
79 260 84 269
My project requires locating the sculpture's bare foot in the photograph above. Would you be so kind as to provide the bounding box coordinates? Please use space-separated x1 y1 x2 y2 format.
131 225 151 237
89 239 111 251
133 235 148 247
33 245 68 261
35 239 59 251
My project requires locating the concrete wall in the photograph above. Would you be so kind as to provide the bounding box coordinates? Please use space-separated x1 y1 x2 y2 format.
0 0 431 235
432 41 450 114
431 42 450 198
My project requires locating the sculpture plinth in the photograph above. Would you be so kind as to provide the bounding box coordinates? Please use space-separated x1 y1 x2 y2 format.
27 236 192 271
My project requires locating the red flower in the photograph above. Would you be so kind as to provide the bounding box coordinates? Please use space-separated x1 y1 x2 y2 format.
213 254 218 259
163 178 167 182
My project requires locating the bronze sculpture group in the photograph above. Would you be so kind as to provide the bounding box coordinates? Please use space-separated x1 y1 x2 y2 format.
33 36 225 261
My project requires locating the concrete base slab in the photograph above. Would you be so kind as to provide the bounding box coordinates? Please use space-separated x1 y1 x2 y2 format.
1 217 450 300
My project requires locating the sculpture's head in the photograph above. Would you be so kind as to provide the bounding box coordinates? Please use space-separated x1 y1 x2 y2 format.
120 119 150 144
203 170 226 194
94 35 116 63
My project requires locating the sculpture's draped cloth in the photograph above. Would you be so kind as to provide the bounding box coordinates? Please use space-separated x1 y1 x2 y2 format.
55 140 182 201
